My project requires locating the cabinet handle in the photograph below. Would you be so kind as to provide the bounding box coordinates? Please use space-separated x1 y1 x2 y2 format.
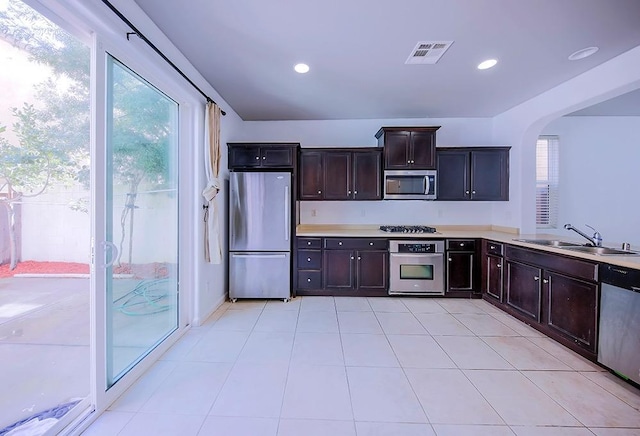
307 258 311 262
534 276 540 281
497 263 502 268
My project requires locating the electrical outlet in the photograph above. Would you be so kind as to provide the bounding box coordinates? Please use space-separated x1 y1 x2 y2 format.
311 209 317 217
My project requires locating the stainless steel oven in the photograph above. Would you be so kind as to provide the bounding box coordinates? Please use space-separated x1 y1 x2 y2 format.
389 240 445 295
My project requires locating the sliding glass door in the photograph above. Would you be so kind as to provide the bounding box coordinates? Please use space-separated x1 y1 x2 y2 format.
105 56 179 387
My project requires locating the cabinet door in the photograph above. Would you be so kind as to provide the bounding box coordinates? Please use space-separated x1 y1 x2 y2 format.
545 271 598 353
352 151 382 200
229 146 261 168
410 131 436 169
323 152 351 200
383 131 411 169
470 149 509 200
323 250 355 290
447 252 474 291
485 254 504 301
436 150 469 200
299 151 324 200
356 250 388 291
506 260 542 321
261 147 293 167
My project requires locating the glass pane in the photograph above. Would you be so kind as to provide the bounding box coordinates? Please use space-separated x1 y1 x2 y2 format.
400 265 434 280
106 56 179 386
0 0 91 431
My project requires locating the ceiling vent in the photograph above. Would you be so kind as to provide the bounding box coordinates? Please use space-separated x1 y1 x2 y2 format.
405 41 454 65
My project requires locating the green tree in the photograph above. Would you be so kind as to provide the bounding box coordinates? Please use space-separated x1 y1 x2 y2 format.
1 0 172 270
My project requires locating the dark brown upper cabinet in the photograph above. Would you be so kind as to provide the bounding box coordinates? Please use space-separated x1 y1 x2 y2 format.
298 148 382 200
375 126 440 170
228 142 298 169
436 147 510 201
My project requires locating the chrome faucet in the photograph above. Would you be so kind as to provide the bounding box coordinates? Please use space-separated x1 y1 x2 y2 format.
564 223 602 247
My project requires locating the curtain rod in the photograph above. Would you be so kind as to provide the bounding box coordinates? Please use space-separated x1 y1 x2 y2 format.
100 0 226 116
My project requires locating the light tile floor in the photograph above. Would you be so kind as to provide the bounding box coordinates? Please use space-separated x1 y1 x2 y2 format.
82 297 640 436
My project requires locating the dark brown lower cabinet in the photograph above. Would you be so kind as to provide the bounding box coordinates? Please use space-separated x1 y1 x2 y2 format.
445 239 477 295
487 244 599 359
485 254 504 301
546 271 598 352
506 260 542 321
324 249 388 293
296 237 388 296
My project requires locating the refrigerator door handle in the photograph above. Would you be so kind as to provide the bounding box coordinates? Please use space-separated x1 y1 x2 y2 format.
284 185 290 241
231 253 288 259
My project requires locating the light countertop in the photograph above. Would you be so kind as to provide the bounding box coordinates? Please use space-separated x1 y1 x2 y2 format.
295 224 640 270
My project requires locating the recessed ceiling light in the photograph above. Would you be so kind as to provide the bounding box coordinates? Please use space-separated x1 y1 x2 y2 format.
568 46 599 61
477 59 498 70
294 63 310 74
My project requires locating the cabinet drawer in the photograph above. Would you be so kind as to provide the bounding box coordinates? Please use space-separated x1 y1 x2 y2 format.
485 240 504 256
297 250 322 269
297 270 322 289
324 238 388 250
297 238 322 249
447 239 476 251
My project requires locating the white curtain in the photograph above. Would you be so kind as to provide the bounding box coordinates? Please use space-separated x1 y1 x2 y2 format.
202 101 222 263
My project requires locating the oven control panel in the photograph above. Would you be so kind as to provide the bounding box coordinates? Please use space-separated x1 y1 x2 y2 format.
390 240 445 254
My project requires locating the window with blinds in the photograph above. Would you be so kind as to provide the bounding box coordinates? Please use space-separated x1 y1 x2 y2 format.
536 136 559 228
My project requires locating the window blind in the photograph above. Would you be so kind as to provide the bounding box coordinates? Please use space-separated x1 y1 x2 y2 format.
536 136 559 228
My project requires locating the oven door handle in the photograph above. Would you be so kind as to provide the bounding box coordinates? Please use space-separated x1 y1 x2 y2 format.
390 252 443 258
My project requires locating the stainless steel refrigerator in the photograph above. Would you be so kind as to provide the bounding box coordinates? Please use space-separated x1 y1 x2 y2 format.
229 171 291 301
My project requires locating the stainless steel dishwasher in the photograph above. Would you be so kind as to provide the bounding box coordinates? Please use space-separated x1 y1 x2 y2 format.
598 264 640 384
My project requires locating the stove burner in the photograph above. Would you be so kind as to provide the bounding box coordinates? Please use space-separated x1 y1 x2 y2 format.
379 225 437 234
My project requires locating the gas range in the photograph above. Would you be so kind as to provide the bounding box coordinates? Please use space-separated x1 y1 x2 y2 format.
379 225 437 234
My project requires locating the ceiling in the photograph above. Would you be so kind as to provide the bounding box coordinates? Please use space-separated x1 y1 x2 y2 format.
133 0 640 121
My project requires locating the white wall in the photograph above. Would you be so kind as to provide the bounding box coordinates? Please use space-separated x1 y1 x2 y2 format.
540 116 640 248
492 45 640 234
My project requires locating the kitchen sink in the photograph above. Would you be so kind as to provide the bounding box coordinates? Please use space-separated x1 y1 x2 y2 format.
562 246 640 256
514 239 583 248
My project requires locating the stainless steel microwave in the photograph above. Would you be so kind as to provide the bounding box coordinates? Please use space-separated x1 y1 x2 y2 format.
384 170 437 200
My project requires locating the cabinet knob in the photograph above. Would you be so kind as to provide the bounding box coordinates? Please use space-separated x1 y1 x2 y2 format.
354 191 357 195
348 190 351 194
534 276 540 281
490 245 495 249
460 243 465 247
448 258 452 262
339 241 343 246
466 190 470 195
369 242 374 246
357 256 361 260
350 256 354 260
307 278 311 282
255 156 260 160
307 242 312 245
307 258 311 262
318 190 322 194
472 190 476 194
497 263 502 268
543 279 549 284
